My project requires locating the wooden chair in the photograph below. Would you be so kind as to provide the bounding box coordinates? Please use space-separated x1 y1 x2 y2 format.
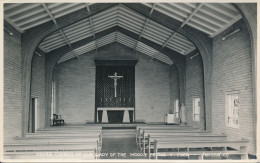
53 114 65 126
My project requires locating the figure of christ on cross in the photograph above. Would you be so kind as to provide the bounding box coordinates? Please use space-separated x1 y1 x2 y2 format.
108 72 123 97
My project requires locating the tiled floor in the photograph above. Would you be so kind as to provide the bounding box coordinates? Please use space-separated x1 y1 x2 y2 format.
100 137 145 159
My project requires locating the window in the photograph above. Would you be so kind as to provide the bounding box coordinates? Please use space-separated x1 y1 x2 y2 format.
226 92 239 128
175 99 179 118
51 80 56 120
193 97 200 121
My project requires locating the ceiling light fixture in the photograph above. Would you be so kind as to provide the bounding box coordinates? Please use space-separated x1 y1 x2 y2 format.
222 28 241 41
4 27 13 36
190 53 199 59
35 51 41 57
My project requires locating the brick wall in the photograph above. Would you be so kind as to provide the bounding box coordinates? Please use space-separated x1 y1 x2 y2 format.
169 64 179 114
211 20 255 154
30 54 46 129
185 53 205 129
55 43 172 124
135 51 171 122
4 28 22 143
55 52 96 124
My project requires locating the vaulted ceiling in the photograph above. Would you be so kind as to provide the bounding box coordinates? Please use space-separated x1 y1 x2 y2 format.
4 3 242 64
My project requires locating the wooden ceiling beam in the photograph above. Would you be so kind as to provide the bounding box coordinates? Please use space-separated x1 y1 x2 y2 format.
23 3 116 34
193 12 224 28
59 30 71 46
160 3 202 53
154 7 184 22
174 37 195 47
42 3 58 24
86 3 98 52
170 3 193 14
92 6 118 20
156 3 188 18
20 17 51 31
42 3 79 59
54 5 87 19
92 10 118 22
93 17 117 29
181 3 204 28
134 3 156 51
4 3 23 11
220 3 238 12
188 18 219 31
199 6 230 23
50 3 80 15
184 3 197 8
210 15 242 38
169 40 194 50
122 3 202 47
5 4 41 17
16 13 49 27
89 18 96 37
119 6 147 22
45 26 117 56
188 21 215 35
94 22 117 33
11 7 46 22
4 16 24 33
204 4 238 19
46 3 61 9
46 26 177 66
117 26 183 62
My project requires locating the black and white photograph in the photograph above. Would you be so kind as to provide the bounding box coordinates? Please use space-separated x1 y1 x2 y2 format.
0 1 259 162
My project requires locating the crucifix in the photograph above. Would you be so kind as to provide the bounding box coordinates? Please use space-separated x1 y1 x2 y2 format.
108 72 123 97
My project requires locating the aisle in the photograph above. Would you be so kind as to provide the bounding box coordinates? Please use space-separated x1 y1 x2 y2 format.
100 137 145 159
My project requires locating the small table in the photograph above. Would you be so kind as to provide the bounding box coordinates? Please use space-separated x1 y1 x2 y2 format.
97 107 134 123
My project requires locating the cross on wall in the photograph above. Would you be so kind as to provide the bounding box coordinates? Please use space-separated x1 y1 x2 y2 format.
108 72 123 97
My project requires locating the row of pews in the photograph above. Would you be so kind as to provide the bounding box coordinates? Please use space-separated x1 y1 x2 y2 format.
4 124 250 160
135 125 249 160
4 126 103 159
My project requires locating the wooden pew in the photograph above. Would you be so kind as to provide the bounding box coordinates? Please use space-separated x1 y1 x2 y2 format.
136 126 197 137
37 126 102 131
32 128 102 132
146 134 227 157
142 132 223 152
5 126 104 159
12 136 101 145
136 125 192 129
26 130 101 137
153 139 249 160
25 131 102 145
5 151 96 159
138 130 211 149
136 127 200 144
4 141 100 159
34 130 101 134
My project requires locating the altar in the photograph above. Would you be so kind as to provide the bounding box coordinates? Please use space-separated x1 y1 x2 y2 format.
97 108 134 123
95 60 137 123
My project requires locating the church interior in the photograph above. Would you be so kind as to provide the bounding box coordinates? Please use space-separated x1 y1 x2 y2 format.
2 2 258 161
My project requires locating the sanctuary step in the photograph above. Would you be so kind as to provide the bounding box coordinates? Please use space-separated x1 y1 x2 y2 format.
102 128 136 138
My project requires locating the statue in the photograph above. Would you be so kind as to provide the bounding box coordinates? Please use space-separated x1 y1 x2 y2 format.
180 103 187 125
108 72 123 97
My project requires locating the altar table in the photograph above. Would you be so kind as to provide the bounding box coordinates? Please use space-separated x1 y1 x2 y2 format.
97 108 134 123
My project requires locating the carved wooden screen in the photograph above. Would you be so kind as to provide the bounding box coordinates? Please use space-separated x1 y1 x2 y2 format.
95 65 135 122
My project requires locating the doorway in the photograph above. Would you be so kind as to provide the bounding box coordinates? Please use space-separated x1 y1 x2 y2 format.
28 98 38 133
